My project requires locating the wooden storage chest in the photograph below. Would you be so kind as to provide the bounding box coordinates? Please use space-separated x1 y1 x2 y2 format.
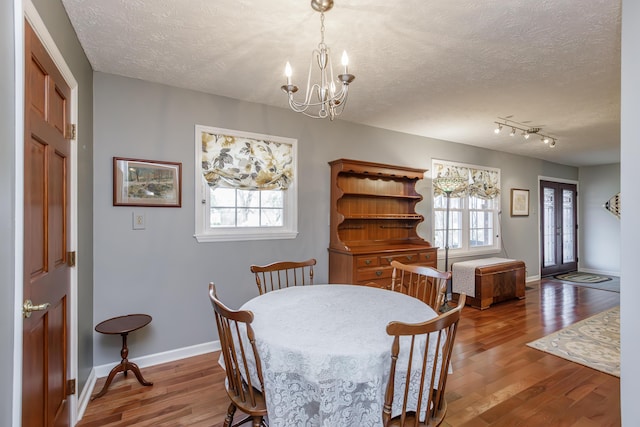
452 258 526 310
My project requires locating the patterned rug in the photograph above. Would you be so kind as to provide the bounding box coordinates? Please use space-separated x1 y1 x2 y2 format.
552 273 620 293
527 306 620 377
554 272 611 283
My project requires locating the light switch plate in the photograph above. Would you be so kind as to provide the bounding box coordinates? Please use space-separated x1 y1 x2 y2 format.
133 212 145 230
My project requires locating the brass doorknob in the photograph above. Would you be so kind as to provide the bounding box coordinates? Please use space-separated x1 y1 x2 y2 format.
23 299 50 318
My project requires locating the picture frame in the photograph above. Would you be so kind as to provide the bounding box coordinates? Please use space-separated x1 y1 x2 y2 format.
510 188 529 216
113 157 182 207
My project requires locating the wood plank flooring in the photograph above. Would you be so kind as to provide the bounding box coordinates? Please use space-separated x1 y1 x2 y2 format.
77 279 621 427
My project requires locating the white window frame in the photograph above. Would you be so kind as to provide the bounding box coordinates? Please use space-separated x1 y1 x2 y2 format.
432 159 501 259
194 125 298 242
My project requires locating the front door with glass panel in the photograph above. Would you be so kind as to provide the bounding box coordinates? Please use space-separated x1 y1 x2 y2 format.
540 180 578 276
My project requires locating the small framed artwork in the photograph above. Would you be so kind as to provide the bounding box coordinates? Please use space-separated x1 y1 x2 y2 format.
113 157 182 207
510 188 529 216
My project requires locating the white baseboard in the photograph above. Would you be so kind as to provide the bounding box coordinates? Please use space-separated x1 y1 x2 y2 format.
76 340 221 423
578 267 620 277
526 274 540 282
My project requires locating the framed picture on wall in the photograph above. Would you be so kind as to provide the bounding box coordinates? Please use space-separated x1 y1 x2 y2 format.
113 157 182 207
510 188 529 216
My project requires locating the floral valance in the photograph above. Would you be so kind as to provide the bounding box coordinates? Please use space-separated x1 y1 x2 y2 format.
468 168 500 199
432 160 500 200
201 130 294 190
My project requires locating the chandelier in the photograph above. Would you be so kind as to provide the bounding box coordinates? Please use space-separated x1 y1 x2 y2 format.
280 0 355 120
493 118 557 147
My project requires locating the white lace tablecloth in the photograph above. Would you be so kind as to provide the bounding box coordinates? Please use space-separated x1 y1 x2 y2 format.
239 284 438 427
452 257 516 297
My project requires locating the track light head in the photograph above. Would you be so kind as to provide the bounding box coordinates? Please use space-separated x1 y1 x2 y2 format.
523 131 530 140
509 127 516 136
494 123 502 134
550 139 556 147
543 136 550 144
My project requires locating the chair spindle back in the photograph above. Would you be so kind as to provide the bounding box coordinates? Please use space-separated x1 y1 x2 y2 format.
250 258 316 295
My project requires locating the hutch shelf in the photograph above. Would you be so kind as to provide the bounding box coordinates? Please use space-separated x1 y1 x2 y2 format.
328 158 437 287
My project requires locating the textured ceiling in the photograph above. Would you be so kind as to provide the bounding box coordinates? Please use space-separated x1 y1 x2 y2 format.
60 0 621 167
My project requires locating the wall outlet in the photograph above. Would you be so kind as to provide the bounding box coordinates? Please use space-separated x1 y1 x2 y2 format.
133 212 145 230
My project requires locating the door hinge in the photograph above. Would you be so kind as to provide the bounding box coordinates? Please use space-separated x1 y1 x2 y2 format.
66 123 76 140
67 379 76 395
67 251 76 267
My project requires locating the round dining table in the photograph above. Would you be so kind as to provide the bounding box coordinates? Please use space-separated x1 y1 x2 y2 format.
239 284 438 427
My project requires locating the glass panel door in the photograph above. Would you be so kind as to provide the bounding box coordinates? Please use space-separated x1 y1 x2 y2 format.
540 180 578 276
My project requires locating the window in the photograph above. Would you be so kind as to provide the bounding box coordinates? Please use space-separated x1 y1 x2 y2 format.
195 125 298 242
432 159 501 256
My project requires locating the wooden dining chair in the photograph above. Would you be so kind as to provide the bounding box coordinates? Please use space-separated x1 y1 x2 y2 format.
208 283 267 427
390 261 450 311
383 294 466 427
250 258 316 295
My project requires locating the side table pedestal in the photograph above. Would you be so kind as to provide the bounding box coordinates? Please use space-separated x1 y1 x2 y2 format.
92 313 153 400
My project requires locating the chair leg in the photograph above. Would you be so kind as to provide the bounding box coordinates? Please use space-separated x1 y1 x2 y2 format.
252 416 263 427
223 402 237 427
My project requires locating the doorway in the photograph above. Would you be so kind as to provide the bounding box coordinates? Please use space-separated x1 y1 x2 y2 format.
540 180 578 276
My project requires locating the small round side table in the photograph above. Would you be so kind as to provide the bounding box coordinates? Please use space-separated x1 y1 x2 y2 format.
92 313 153 400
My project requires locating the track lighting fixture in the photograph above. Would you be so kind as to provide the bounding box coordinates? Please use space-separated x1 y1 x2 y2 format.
493 119 557 148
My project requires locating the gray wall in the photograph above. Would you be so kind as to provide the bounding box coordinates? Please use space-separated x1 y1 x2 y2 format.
578 164 620 275
31 0 96 393
621 0 640 423
92 72 579 364
4 2 629 424
1 1 16 425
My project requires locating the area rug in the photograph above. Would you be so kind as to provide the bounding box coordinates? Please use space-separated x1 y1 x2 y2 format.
554 272 611 283
527 306 620 377
552 273 620 293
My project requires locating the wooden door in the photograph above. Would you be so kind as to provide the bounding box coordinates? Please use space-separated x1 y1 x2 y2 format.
540 180 578 277
22 21 72 427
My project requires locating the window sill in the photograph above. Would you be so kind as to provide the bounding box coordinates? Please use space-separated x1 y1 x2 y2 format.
438 248 503 260
194 230 298 243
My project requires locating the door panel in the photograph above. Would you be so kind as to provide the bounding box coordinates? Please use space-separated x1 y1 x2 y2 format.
51 149 67 266
540 180 578 276
23 21 71 427
27 137 47 276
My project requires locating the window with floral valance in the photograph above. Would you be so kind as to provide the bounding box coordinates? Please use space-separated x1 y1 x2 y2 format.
195 125 298 242
432 159 501 255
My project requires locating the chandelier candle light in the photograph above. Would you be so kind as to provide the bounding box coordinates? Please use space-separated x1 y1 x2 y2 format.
281 0 355 120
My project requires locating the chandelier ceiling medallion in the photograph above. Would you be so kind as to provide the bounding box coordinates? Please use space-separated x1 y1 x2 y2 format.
493 117 557 147
281 0 355 120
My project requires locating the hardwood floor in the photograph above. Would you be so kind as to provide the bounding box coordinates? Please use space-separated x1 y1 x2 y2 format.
77 279 621 427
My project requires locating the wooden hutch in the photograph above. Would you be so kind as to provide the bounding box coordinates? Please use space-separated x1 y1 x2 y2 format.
328 158 437 287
